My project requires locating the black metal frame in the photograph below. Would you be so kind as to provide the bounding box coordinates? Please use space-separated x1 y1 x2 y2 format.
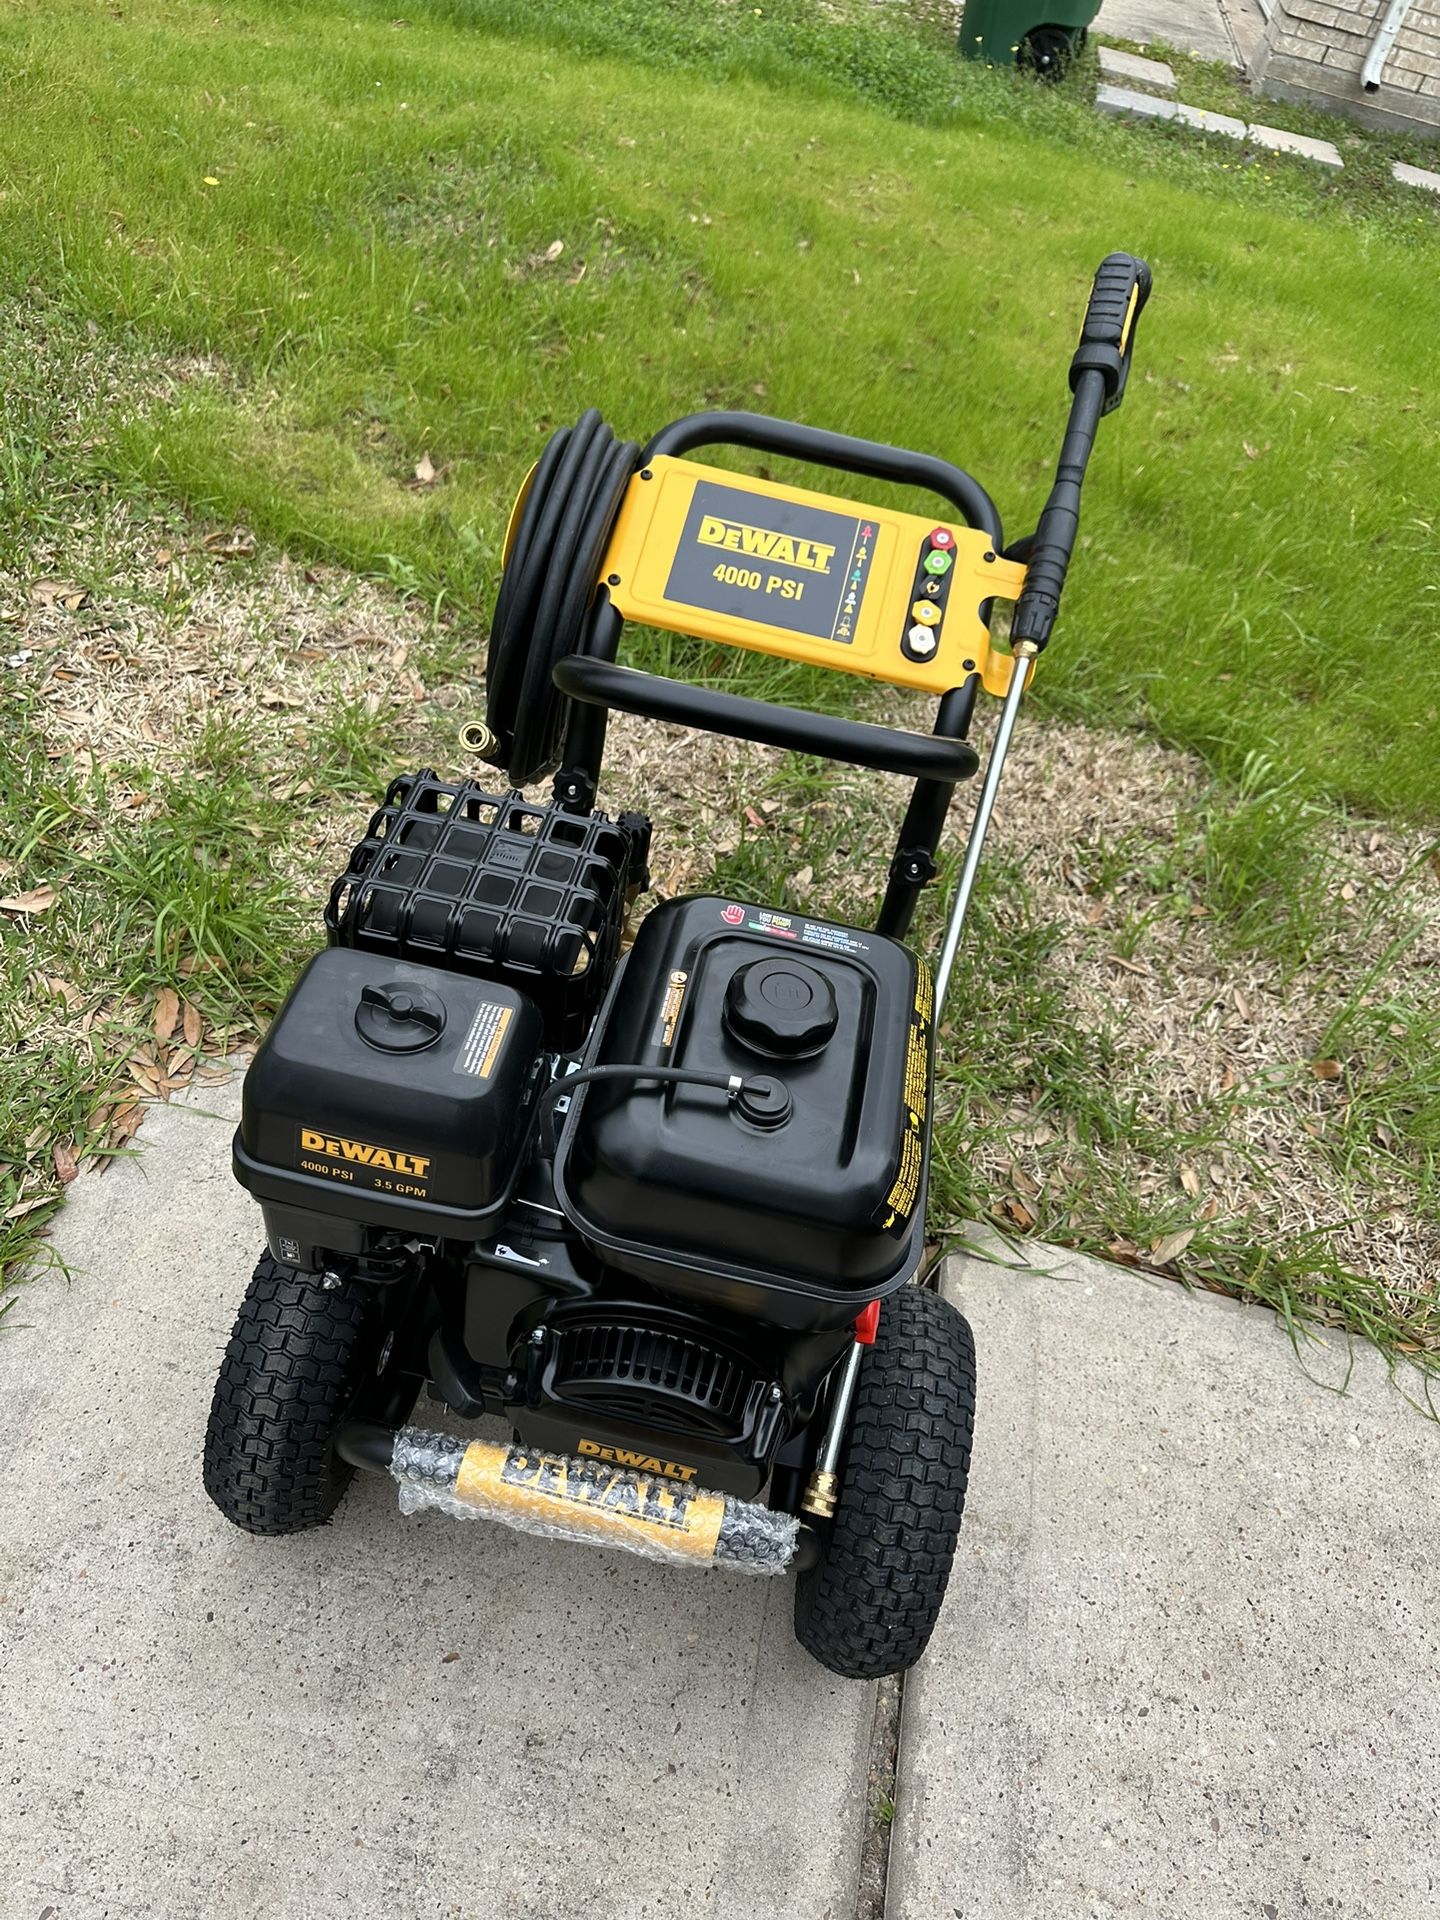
552 411 1007 939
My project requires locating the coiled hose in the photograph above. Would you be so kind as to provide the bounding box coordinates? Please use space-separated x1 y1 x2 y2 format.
485 409 640 785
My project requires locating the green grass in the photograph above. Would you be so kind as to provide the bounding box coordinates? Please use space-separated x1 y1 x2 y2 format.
710 743 1440 1363
1 0 1437 1356
0 677 304 1298
0 0 1436 823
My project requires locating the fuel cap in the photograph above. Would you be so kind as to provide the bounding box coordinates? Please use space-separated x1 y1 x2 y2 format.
723 958 838 1059
355 980 447 1053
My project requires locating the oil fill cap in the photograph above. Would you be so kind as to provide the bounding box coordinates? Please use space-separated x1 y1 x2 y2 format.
723 957 838 1059
355 980 447 1053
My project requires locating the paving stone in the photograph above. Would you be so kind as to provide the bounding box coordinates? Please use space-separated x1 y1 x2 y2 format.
1097 44 1177 89
1095 80 1180 121
1393 159 1440 193
1247 120 1345 166
1175 100 1248 135
887 1244 1440 1920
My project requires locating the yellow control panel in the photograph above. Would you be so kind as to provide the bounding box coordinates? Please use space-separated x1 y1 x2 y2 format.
597 457 1028 699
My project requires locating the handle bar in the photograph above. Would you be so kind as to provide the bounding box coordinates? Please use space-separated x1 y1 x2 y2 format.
1072 250 1152 418
553 656 979 784
643 410 1003 544
1010 252 1152 653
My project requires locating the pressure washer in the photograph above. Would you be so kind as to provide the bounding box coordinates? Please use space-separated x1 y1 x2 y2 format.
204 253 1152 1678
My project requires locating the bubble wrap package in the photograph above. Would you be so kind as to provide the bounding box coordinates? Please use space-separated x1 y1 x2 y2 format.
390 1427 798 1575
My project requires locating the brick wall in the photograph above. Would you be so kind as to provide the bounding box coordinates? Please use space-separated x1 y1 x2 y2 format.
1251 0 1440 135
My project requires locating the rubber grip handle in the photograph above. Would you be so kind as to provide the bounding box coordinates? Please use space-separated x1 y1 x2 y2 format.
1069 252 1152 417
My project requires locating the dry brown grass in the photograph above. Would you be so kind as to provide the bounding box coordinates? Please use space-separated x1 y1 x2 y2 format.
4 503 1437 1345
982 718 1439 1304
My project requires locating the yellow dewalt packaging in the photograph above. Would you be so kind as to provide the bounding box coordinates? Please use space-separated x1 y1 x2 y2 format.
454 1439 727 1563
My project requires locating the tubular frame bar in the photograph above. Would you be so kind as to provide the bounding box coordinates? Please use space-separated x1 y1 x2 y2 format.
642 410 1004 545
553 656 980 785
875 674 981 938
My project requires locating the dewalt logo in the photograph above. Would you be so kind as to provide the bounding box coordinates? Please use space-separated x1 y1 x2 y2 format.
299 1127 431 1180
575 1438 699 1483
696 515 836 575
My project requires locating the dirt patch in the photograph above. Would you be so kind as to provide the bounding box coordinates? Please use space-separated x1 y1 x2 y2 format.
5 507 1437 1334
980 717 1439 1304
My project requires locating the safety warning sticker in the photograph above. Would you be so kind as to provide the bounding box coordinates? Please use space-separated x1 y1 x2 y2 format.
651 969 689 1051
453 999 514 1079
718 903 871 955
875 963 934 1234
663 478 875 646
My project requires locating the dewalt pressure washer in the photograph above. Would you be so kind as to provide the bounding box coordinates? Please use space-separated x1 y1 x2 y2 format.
205 253 1152 1678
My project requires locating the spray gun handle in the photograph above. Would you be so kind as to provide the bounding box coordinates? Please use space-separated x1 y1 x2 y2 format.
1071 252 1153 417
1010 253 1154 654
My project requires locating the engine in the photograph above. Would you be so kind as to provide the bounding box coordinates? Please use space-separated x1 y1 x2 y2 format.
555 893 934 1308
232 773 934 1494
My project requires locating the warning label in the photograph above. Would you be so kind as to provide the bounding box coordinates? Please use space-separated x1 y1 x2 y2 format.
883 1127 924 1225
875 963 933 1234
903 1023 927 1124
914 961 934 1029
651 969 689 1051
453 1000 514 1079
663 479 875 646
721 904 871 956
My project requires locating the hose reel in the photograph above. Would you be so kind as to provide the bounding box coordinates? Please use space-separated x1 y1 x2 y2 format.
484 408 640 786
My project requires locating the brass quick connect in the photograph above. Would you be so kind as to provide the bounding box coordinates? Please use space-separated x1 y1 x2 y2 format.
459 720 499 756
801 1470 839 1520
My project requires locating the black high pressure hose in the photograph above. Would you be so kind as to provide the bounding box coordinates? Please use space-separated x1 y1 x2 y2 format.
534 1063 792 1140
485 409 641 786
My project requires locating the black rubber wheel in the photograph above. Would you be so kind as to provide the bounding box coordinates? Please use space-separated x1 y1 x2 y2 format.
1017 23 1083 80
203 1254 419 1537
793 1285 976 1680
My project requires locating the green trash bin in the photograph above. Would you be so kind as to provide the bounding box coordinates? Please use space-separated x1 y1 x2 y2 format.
957 0 1100 77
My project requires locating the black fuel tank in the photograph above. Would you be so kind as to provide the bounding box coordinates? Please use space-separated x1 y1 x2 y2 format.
234 948 544 1240
554 896 932 1305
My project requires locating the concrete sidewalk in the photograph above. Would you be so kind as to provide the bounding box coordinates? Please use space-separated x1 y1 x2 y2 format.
5 1078 1439 1918
889 1245 1440 1919
1094 0 1266 67
0 1077 872 1920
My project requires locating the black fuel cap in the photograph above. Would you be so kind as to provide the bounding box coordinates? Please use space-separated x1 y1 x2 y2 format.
723 957 838 1059
355 980 447 1053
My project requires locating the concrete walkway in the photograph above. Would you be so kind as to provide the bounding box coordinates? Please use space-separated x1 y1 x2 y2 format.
1094 0 1267 67
0 1077 871 1920
891 1245 1440 1919
4 1079 1439 1918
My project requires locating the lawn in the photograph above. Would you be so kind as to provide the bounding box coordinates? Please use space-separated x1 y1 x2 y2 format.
2 0 1437 816
1 0 1436 1353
